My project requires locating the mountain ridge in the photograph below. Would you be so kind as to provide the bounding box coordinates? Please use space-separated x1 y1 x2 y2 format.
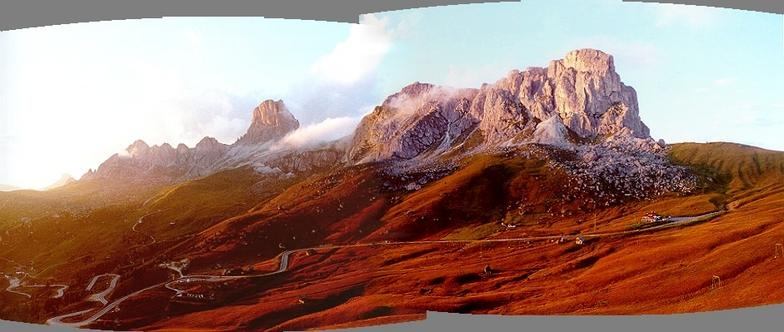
79 49 665 187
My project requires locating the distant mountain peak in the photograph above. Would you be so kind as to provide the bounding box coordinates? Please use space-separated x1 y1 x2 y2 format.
44 173 76 191
236 99 300 145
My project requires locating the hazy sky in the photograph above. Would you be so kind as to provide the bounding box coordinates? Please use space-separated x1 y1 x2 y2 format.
1 0 783 190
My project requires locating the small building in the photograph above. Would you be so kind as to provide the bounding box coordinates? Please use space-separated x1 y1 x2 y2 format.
176 285 215 301
641 212 663 223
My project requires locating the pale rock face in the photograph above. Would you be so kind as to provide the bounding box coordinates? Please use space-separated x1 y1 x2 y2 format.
347 83 480 163
471 87 528 144
174 143 192 165
236 100 300 145
262 148 345 173
82 136 229 182
349 48 654 163
530 115 570 146
194 137 229 163
43 173 76 190
547 49 649 138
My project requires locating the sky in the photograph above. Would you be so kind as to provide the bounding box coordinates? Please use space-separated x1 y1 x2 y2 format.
1 0 782 190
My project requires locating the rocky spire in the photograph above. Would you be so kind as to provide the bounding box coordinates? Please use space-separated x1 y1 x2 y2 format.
236 99 300 145
546 48 649 139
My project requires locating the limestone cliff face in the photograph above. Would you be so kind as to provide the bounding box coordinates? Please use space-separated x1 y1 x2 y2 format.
348 48 652 163
348 83 481 163
546 49 648 138
236 100 300 145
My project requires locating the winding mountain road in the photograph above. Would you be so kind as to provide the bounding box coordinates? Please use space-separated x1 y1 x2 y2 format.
132 214 156 245
47 248 314 327
26 284 69 298
3 273 70 299
3 275 31 298
46 210 722 328
86 274 120 305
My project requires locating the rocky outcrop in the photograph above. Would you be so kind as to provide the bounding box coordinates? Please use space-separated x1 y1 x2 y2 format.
530 115 570 146
349 48 653 164
347 83 480 163
547 49 649 138
235 99 300 145
262 147 346 174
80 137 231 182
554 133 698 203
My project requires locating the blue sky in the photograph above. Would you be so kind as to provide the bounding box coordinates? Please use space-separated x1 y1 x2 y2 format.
1 0 782 189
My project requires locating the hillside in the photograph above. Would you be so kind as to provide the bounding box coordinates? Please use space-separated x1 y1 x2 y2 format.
670 142 784 195
121 142 784 331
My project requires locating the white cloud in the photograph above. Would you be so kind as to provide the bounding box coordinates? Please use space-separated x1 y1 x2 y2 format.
283 13 410 128
270 116 363 151
309 13 394 85
654 3 721 29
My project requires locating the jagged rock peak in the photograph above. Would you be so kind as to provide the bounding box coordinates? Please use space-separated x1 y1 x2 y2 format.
125 139 150 156
561 48 615 74
545 48 649 139
237 99 300 145
381 82 435 107
251 99 298 127
348 48 655 164
195 136 223 149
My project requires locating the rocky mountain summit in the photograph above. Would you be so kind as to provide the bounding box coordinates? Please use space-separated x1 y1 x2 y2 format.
348 49 651 164
346 48 695 200
236 99 300 146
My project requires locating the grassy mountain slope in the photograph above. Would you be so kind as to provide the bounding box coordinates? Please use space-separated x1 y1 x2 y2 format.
3 142 784 330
